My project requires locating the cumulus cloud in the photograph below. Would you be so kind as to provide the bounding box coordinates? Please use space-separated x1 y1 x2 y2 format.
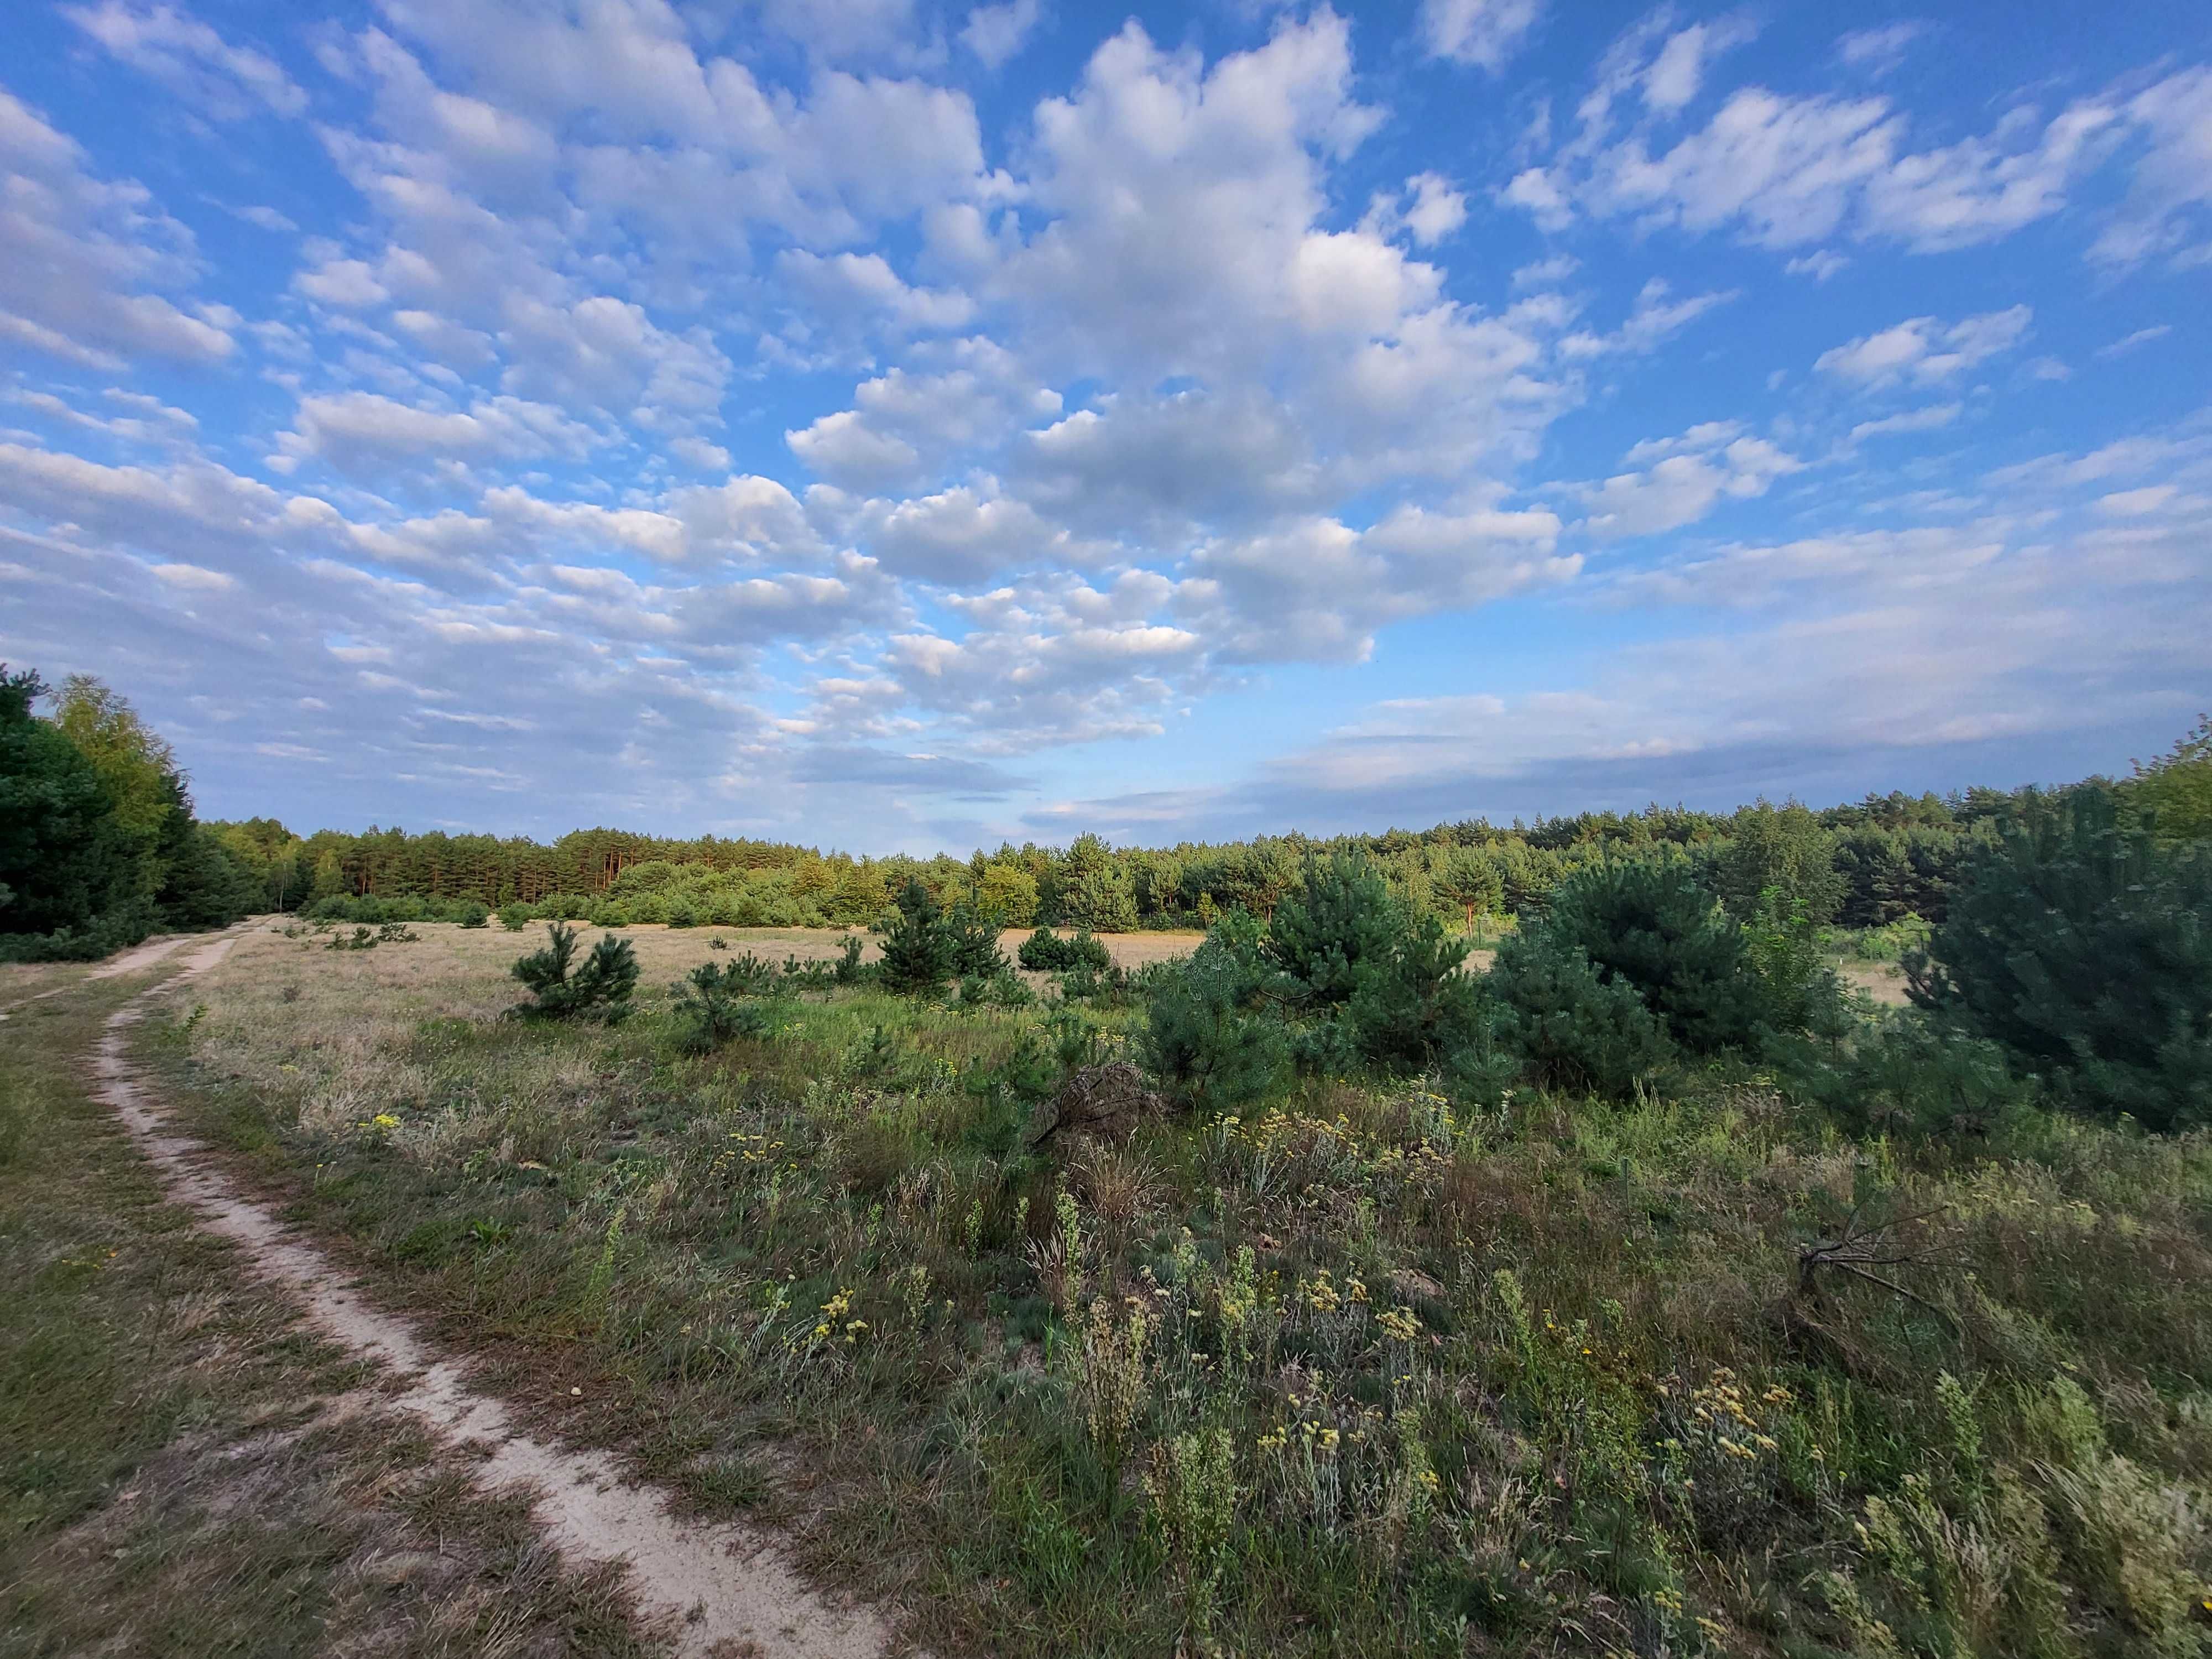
1508 21 2124 257
4 4 2206 845
1814 306 2031 387
960 0 1042 70
1420 0 1543 71
2090 67 2212 268
66 2 307 119
276 391 601 469
1579 424 1804 539
0 90 234 367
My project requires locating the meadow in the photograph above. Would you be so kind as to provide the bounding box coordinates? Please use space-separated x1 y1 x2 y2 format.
119 890 2211 1659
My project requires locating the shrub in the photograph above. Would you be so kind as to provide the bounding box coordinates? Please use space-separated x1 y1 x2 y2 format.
1788 1011 2036 1140
670 958 782 1051
1340 911 1488 1071
1538 858 1771 1055
1908 786 2212 1132
832 934 866 985
457 901 489 928
1055 958 1129 1003
509 921 638 1020
1266 852 1403 1006
1139 927 1288 1108
497 902 530 931
1489 930 1671 1096
1019 926 1112 974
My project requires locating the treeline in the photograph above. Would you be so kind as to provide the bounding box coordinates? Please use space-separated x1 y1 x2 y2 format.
1 669 262 961
227 718 2209 936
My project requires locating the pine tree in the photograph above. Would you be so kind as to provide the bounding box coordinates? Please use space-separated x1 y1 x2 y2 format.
878 879 954 994
1909 786 2211 1131
1266 852 1402 1006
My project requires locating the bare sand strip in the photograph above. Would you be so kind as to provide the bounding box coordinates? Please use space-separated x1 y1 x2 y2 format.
93 935 894 1659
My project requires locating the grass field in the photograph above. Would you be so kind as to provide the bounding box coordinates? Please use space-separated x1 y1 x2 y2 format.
11 918 2209 1656
0 956 661 1658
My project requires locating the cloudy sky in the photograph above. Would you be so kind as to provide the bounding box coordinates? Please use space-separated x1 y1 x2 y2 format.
3 1 2208 850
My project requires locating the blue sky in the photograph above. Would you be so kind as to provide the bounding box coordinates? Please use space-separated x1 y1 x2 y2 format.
3 1 2208 852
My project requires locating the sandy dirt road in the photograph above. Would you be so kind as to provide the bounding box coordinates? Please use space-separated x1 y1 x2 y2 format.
87 930 899 1659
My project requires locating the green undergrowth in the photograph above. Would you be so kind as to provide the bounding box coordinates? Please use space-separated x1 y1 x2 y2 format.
156 948 2212 1659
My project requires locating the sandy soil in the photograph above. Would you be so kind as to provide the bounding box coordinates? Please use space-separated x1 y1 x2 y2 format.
1840 962 1911 1008
93 929 895 1659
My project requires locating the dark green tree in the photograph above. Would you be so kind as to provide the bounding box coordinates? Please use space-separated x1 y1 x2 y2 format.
878 878 956 994
1266 852 1402 1006
1908 786 2211 1131
2125 714 2212 842
1717 800 1843 925
1489 929 1672 1097
1140 923 1288 1108
510 922 639 1020
0 667 140 943
1538 858 1768 1054
1057 832 1138 931
1342 910 1488 1070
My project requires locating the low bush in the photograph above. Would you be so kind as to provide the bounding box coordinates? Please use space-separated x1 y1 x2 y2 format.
1537 858 1773 1055
1019 926 1112 973
670 958 784 1051
1139 922 1288 1108
1908 786 2212 1132
508 921 638 1020
1488 928 1672 1096
1787 1011 2037 1141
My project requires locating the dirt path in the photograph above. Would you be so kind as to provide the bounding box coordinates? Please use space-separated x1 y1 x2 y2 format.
92 933 896 1659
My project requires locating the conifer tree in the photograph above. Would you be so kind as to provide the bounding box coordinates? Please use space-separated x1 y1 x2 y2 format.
878 878 955 994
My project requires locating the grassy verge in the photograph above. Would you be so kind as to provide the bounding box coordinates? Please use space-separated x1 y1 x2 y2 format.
0 966 660 1658
156 924 2212 1657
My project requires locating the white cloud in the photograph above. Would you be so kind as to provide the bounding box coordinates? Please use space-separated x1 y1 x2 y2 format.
66 2 307 119
152 560 239 591
1835 23 1928 76
1398 172 1469 245
1640 19 1758 114
2096 325 2172 359
856 484 1097 584
2091 67 2212 268
1183 504 1574 663
1420 0 1543 72
1785 250 1848 280
296 258 390 309
775 250 977 336
960 0 1041 70
279 391 600 469
1814 305 2031 387
0 90 235 366
1511 253 1578 288
787 409 926 492
1580 425 1804 539
1848 403 1962 443
1512 26 2124 258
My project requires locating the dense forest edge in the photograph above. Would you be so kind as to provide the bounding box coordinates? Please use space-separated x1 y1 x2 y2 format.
4 660 2207 959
